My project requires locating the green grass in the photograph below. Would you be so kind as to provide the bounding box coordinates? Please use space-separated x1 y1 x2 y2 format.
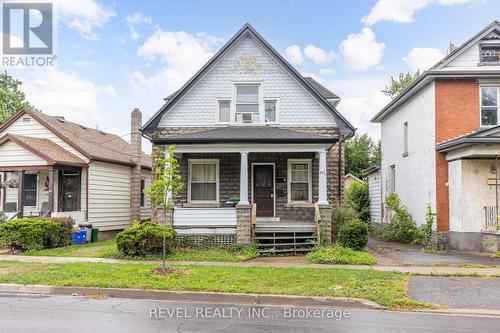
0 260 430 309
306 246 378 265
22 240 258 262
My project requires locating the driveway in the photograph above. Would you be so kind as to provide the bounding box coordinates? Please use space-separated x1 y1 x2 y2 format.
409 276 500 310
367 237 500 266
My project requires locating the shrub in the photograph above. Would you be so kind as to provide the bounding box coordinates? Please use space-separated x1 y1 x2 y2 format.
0 211 7 224
337 219 369 250
384 193 422 244
420 203 434 246
346 181 370 222
331 204 359 238
306 245 377 265
0 217 73 251
116 221 176 257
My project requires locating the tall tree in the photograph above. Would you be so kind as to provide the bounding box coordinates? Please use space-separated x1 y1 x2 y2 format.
345 133 378 177
0 71 36 124
382 70 421 99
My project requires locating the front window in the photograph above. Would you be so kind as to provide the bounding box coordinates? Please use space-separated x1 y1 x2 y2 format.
23 173 37 207
480 45 500 65
235 84 259 122
265 100 277 122
481 87 498 126
189 160 219 202
288 160 311 203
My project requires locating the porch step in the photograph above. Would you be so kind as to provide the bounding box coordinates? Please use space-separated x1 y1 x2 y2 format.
254 224 317 254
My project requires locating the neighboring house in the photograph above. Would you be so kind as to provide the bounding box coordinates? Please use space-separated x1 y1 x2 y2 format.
142 24 355 252
0 108 152 232
365 165 381 224
372 21 500 251
343 173 364 191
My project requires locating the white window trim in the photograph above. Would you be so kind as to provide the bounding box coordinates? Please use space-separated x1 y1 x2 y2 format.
287 159 312 204
232 82 263 124
264 98 280 124
479 43 500 66
216 99 231 124
188 159 219 203
480 86 500 127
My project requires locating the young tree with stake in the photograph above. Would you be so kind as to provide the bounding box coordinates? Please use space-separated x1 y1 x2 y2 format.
144 145 183 272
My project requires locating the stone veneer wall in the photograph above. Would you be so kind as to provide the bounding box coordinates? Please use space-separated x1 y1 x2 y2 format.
152 126 344 224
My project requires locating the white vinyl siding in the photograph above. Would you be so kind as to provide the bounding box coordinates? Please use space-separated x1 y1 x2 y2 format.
0 115 88 162
0 141 47 166
140 168 152 220
88 161 131 230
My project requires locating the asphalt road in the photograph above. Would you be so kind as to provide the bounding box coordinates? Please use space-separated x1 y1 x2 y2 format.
0 293 499 333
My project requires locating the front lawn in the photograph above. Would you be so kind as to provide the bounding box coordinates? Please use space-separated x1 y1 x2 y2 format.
22 240 258 262
0 260 430 309
306 246 378 265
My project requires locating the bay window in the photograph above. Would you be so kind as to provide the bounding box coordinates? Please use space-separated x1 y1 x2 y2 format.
188 159 219 202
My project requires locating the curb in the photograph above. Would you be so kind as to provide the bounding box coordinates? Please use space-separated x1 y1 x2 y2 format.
0 283 382 310
415 308 500 317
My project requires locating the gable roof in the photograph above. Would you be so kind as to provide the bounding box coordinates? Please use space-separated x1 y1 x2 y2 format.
0 134 86 166
0 108 152 169
142 23 354 136
436 125 500 152
372 21 500 123
153 126 339 144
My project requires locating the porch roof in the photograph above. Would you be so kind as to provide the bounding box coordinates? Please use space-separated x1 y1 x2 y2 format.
436 126 500 153
152 126 339 145
0 134 87 167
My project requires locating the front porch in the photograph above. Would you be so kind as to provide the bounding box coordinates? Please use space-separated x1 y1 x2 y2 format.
160 140 339 250
0 167 87 223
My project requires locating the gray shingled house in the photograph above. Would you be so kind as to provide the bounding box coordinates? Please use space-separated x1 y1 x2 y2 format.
142 24 355 252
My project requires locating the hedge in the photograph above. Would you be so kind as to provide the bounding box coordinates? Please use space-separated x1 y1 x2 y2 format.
0 217 73 251
116 221 176 257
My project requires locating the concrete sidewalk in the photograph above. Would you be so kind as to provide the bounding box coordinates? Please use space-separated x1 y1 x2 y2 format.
1 254 500 276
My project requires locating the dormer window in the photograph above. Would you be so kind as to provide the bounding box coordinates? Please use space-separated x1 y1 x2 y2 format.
235 84 260 123
480 44 500 65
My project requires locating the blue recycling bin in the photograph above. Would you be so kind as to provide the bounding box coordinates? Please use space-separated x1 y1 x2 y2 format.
72 230 87 245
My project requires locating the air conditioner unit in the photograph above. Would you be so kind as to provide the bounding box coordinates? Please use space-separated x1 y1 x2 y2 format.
242 113 253 123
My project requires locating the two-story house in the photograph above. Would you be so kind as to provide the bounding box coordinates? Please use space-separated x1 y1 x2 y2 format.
372 21 500 252
142 24 355 252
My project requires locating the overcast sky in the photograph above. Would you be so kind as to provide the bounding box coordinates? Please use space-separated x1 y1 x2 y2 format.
3 0 500 152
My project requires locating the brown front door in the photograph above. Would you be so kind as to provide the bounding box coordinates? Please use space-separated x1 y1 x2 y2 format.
253 165 274 217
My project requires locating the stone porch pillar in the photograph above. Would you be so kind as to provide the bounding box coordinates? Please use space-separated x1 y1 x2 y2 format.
236 203 252 245
318 151 328 205
318 204 332 244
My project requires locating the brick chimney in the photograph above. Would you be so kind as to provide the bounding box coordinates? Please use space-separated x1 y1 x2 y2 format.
130 108 142 222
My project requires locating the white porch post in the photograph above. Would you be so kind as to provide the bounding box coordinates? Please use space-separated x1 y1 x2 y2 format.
239 152 249 205
318 151 329 204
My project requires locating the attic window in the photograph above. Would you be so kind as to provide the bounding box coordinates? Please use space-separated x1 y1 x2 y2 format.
480 44 500 65
22 117 30 123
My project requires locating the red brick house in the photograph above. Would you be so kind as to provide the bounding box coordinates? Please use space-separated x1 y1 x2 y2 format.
372 21 500 252
141 24 355 252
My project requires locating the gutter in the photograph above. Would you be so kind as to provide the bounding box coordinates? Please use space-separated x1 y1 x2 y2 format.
152 137 340 145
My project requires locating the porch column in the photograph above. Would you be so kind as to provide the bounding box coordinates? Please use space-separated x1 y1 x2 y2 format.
318 151 329 204
239 152 249 205
48 167 55 213
17 170 24 217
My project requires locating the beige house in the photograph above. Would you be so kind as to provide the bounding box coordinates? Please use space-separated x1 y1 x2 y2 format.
0 108 152 231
